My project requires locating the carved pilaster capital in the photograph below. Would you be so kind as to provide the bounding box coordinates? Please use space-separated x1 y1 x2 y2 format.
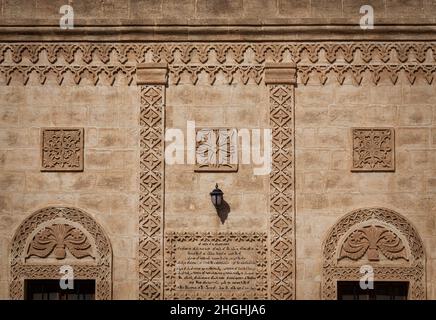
264 63 297 85
136 62 168 85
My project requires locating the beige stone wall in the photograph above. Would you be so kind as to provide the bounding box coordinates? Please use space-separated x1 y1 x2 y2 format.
165 81 269 232
1 0 435 22
0 1 435 301
295 80 436 299
0 85 140 299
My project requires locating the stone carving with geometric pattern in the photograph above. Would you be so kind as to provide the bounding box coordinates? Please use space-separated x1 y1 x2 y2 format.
41 128 84 172
339 225 407 262
322 207 425 300
138 85 164 300
268 84 295 300
2 42 436 86
1 43 435 66
194 128 238 172
9 207 112 300
351 128 395 172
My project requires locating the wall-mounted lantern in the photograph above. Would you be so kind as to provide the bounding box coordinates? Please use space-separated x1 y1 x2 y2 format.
210 184 224 209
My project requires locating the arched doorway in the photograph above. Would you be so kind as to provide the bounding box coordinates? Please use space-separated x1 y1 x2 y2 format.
322 207 425 300
9 207 112 300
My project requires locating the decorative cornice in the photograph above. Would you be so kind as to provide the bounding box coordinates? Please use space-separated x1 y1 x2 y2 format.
1 42 436 86
0 65 135 85
2 24 436 42
1 42 435 65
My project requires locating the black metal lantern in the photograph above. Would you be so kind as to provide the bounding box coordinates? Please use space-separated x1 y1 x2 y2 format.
210 183 224 209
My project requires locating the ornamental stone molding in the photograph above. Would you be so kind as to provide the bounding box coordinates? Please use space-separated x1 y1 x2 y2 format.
9 207 112 300
322 207 425 300
0 42 436 86
137 63 167 300
266 63 296 300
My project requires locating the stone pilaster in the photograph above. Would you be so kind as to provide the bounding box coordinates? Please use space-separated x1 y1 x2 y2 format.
265 63 297 299
137 63 167 299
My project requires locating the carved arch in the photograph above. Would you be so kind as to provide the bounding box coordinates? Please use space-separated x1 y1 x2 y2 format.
322 207 425 300
9 207 112 300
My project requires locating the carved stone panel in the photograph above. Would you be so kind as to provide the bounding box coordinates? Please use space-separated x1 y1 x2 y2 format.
10 207 112 300
164 232 267 299
322 207 425 300
194 128 238 172
41 128 84 172
351 128 395 172
339 225 408 262
27 224 93 260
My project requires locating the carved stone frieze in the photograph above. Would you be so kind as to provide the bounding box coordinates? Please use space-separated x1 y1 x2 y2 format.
1 43 435 65
1 42 436 86
169 65 263 85
0 65 135 86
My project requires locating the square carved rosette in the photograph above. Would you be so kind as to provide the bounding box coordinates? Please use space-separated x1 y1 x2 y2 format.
194 127 238 172
351 127 395 172
41 128 84 172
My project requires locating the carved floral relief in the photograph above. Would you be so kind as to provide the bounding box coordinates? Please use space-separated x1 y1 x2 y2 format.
41 128 84 172
339 225 407 262
27 224 93 260
352 128 394 172
195 128 238 172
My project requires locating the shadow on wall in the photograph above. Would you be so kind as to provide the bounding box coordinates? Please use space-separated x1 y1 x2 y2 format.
216 200 230 224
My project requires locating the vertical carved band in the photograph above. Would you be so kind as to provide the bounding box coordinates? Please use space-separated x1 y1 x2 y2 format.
266 63 296 299
138 85 165 299
137 63 167 300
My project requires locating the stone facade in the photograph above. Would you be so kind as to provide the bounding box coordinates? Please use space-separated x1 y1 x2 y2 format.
1 0 436 300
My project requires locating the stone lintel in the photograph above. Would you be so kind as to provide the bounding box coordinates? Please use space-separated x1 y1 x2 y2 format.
136 63 168 85
264 63 297 85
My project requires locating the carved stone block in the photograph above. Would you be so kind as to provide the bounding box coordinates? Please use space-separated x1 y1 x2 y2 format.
136 63 168 85
351 128 395 172
264 63 297 85
194 128 238 172
41 128 84 172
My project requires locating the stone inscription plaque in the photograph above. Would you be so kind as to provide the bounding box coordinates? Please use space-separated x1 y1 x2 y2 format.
165 232 267 299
